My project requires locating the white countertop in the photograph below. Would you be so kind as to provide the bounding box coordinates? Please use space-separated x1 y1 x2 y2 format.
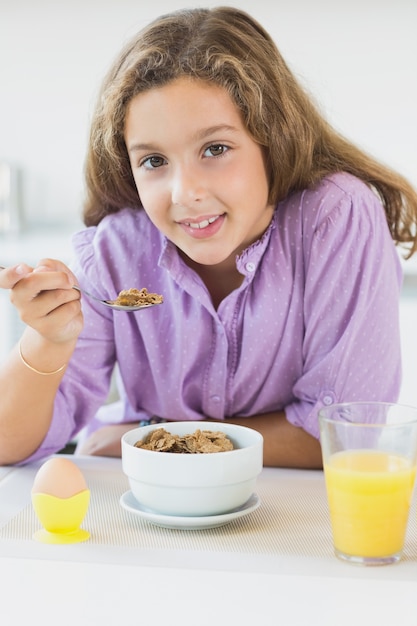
1 456 416 626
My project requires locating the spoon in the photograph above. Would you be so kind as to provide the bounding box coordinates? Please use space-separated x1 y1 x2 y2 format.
71 286 163 311
0 266 162 312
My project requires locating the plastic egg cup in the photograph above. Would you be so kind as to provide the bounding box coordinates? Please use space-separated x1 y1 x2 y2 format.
32 490 91 544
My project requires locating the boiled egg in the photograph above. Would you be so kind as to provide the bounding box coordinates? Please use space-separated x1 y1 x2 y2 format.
32 457 88 498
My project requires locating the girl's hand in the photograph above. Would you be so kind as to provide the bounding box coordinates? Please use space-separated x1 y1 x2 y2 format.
0 259 84 344
75 423 136 457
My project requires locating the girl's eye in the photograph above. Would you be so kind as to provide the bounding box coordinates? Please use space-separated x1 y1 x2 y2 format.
203 144 229 158
140 155 166 170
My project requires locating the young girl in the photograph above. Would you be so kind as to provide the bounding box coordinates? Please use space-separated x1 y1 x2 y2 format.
0 6 416 467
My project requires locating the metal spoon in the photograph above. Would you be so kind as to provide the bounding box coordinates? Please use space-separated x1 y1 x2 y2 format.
72 286 162 311
0 266 162 312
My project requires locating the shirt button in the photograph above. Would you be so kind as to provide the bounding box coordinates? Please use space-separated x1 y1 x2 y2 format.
210 395 221 403
323 395 333 406
245 262 256 273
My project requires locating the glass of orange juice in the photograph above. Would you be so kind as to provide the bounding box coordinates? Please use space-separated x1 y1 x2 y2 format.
319 402 417 565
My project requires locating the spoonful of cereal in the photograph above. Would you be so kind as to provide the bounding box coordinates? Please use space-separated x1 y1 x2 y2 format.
0 266 163 312
73 286 163 311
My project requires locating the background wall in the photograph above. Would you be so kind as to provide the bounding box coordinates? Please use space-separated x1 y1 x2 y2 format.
0 0 416 403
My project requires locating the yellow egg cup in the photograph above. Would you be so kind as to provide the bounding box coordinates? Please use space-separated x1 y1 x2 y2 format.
31 490 91 544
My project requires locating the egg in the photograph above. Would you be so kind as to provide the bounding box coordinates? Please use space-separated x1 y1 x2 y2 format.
32 457 88 498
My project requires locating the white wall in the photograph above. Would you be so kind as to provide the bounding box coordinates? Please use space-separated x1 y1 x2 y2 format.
0 0 416 227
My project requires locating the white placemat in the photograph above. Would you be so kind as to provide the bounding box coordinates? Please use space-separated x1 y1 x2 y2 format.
1 461 417 580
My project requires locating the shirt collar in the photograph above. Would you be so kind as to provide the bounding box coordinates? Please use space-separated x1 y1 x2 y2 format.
236 212 276 276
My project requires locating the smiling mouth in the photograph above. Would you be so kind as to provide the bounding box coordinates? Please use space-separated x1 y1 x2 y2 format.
183 215 222 230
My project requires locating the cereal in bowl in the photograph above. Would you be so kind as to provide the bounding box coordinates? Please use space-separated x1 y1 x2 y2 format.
134 427 234 453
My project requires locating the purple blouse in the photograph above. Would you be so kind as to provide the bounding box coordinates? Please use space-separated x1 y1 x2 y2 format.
26 173 403 462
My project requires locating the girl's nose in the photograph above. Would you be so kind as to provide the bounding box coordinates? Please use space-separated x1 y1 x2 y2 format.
171 167 205 206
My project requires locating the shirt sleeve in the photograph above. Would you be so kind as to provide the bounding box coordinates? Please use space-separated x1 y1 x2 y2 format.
17 227 118 464
285 180 403 438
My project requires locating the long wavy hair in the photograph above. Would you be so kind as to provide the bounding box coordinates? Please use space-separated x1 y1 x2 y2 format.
83 6 417 257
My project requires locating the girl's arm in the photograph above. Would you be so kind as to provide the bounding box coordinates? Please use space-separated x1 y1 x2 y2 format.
75 411 323 468
0 261 83 465
222 412 323 469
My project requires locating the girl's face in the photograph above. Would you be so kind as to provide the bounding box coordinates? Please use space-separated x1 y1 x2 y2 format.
124 77 274 268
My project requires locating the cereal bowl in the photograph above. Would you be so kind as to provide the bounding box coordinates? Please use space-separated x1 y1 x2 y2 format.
121 421 263 516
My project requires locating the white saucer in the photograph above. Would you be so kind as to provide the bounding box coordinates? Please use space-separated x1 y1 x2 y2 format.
119 491 260 530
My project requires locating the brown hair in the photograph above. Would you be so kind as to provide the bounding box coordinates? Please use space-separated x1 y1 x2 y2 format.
83 6 417 257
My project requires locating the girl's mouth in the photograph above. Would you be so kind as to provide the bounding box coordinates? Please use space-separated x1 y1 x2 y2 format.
185 215 220 229
178 214 225 239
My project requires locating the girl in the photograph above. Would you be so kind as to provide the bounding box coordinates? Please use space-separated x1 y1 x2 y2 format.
0 7 416 467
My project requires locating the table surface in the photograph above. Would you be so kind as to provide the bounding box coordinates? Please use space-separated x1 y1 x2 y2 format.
1 456 417 626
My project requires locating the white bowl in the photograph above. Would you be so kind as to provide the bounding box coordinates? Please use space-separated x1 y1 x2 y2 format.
121 421 263 516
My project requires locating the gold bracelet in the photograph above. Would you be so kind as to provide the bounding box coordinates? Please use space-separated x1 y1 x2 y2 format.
19 341 67 376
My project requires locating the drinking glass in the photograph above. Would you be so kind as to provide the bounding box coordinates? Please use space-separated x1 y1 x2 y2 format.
319 402 417 565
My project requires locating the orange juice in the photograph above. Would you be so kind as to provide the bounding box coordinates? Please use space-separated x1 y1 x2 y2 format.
324 450 416 558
